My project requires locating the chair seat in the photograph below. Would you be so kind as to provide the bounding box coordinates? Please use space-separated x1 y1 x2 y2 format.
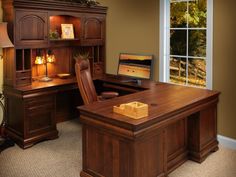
100 91 119 99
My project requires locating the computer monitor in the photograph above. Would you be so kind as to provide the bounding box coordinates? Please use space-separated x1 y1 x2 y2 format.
117 53 153 83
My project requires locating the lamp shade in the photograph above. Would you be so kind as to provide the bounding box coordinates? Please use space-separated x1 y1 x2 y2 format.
0 22 14 48
35 56 46 65
46 50 55 63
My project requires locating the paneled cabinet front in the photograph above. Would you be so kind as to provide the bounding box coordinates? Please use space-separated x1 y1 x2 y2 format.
15 10 48 47
5 91 58 149
25 94 56 138
21 93 58 148
81 14 105 45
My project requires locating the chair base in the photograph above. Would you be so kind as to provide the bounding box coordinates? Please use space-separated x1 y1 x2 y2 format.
0 137 14 153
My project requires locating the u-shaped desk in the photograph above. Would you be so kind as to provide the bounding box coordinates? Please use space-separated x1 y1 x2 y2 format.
79 74 220 177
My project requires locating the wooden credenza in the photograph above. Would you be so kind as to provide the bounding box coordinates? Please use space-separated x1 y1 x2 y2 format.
2 0 107 148
4 77 81 148
78 79 220 177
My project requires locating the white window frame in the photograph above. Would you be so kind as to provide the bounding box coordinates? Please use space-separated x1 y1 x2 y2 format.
159 0 213 89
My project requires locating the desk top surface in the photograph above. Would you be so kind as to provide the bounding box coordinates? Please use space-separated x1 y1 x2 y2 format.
78 79 220 132
11 74 220 132
12 74 155 92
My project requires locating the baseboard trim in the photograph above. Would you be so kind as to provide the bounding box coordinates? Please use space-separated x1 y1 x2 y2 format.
217 135 236 150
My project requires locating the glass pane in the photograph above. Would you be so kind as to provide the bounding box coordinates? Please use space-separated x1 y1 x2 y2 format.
170 30 187 56
187 58 206 88
170 1 187 28
170 57 187 85
189 30 206 57
189 0 207 28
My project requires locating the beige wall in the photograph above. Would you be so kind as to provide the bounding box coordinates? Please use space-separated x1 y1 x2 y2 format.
99 0 159 80
99 0 236 140
213 0 236 139
0 0 235 139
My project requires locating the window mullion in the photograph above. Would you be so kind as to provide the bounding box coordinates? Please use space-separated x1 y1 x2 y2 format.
206 0 213 89
170 28 207 30
170 55 206 59
166 0 171 83
186 0 189 86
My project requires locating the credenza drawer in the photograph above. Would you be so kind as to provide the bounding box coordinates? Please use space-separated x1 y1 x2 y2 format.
16 77 31 86
24 94 56 138
26 96 54 108
16 71 31 78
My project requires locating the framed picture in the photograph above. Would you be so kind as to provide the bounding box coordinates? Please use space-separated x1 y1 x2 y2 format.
61 24 74 39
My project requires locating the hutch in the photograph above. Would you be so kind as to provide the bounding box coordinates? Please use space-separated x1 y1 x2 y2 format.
2 0 107 148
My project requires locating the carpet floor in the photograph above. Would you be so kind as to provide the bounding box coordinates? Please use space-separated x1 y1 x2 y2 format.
0 119 236 177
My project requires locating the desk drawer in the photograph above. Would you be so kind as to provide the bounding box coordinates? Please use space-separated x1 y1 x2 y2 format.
26 108 54 136
103 83 140 93
16 77 31 86
16 71 31 78
25 94 56 137
16 71 32 86
26 96 54 108
94 63 104 75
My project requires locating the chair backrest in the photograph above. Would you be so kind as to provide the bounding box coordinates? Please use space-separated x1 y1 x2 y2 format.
75 59 98 105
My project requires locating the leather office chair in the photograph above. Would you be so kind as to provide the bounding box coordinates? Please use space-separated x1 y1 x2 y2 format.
75 59 118 105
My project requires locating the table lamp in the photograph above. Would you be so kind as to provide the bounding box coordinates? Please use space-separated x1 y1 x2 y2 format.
35 49 55 82
0 22 15 152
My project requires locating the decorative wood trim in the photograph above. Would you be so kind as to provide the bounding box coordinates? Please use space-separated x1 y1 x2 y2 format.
10 0 107 14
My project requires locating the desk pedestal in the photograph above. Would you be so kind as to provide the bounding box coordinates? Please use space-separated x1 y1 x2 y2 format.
80 119 167 177
80 105 218 177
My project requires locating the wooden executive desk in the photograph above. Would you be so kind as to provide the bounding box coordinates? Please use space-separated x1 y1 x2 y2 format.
78 76 220 177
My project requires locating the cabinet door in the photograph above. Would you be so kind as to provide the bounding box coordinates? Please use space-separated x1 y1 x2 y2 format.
25 94 56 138
81 15 105 45
15 10 48 47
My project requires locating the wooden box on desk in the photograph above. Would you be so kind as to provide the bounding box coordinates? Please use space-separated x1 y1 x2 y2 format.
113 101 148 119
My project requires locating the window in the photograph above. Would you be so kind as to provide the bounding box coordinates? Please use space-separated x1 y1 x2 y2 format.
159 0 213 89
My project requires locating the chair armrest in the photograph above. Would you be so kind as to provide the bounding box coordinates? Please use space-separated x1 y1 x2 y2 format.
100 91 119 99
